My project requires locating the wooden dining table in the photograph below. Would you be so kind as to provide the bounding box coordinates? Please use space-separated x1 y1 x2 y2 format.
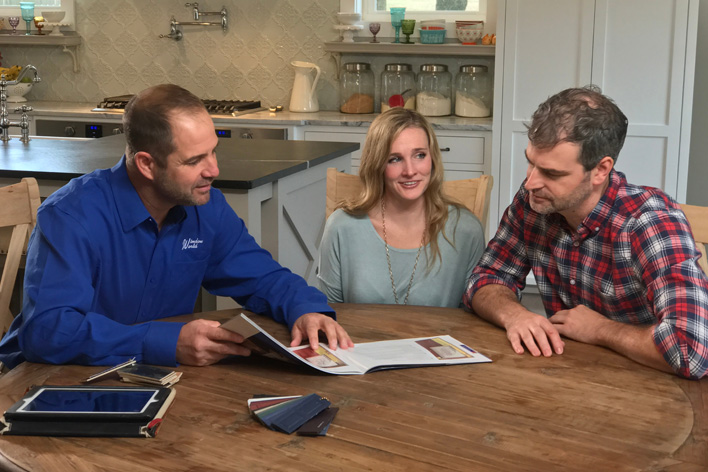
0 303 706 472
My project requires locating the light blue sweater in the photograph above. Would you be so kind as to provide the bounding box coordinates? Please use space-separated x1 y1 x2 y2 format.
318 206 485 307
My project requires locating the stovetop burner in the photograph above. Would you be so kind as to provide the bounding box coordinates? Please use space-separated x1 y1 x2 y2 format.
93 95 262 115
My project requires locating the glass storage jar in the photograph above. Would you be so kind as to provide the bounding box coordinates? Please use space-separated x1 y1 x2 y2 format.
416 64 452 116
381 63 416 113
340 62 375 114
454 64 492 117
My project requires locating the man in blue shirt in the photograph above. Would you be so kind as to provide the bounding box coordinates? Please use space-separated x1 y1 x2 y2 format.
0 84 353 370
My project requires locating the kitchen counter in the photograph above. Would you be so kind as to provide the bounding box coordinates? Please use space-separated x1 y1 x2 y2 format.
0 134 357 295
23 101 493 131
0 134 358 189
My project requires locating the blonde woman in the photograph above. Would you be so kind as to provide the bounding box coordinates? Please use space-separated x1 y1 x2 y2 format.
318 108 485 307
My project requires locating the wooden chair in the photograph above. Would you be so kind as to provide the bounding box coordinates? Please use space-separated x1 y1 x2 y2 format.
680 204 708 275
0 178 40 336
326 167 494 229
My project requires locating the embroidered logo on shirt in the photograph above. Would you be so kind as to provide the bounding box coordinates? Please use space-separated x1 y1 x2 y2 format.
182 238 204 250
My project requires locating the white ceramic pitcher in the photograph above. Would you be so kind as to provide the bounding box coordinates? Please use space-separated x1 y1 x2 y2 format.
289 61 321 113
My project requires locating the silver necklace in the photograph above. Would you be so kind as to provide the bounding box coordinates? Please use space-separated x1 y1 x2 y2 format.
381 198 426 305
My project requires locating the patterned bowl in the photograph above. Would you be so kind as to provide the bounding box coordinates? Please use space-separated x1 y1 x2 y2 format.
457 27 484 45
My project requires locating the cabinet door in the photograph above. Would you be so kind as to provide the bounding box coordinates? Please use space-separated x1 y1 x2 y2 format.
496 0 595 222
592 0 694 198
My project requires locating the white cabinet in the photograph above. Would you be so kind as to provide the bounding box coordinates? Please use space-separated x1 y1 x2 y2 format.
303 126 491 181
493 0 698 226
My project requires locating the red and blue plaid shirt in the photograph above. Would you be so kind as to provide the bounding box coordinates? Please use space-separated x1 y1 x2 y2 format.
465 170 708 379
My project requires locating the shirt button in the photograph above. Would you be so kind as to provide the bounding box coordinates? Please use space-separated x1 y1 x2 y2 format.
570 279 576 285
595 227 600 232
573 241 580 247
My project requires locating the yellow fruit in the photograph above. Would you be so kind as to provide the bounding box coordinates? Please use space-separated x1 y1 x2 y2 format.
0 65 22 81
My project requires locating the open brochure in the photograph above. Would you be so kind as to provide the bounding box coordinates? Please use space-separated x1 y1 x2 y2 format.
220 313 492 375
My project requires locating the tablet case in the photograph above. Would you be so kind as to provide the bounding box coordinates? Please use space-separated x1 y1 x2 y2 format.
0 385 176 438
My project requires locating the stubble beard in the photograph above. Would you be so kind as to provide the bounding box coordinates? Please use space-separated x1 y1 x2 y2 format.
155 171 212 207
529 172 592 215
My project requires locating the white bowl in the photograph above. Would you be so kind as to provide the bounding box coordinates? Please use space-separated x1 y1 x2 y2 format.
337 12 361 25
41 10 65 23
4 83 32 103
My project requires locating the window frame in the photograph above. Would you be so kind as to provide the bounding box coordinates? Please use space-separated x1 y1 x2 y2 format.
359 0 487 23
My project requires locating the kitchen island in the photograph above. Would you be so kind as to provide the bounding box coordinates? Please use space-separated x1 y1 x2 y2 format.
0 135 358 306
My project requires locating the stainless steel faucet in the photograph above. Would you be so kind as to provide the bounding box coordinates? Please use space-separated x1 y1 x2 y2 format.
184 3 228 30
0 65 41 144
160 4 228 40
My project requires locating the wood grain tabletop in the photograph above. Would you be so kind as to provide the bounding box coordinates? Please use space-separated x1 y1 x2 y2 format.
0 303 705 472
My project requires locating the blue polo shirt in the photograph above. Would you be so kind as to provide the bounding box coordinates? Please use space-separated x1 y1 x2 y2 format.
0 157 333 369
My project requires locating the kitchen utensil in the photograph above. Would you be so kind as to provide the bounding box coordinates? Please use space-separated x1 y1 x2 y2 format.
289 61 321 113
5 82 32 103
401 19 416 44
8 16 20 35
389 7 405 43
369 22 380 43
20 2 34 36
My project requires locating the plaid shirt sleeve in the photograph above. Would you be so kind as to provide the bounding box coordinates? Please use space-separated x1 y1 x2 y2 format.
463 188 531 309
633 204 708 379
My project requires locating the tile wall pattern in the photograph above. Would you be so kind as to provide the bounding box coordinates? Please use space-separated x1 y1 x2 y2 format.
3 0 494 111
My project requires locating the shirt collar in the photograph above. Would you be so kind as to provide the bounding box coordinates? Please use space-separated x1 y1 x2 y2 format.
109 156 186 232
579 169 622 236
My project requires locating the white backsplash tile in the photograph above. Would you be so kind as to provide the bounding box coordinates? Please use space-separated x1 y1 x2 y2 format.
4 0 343 109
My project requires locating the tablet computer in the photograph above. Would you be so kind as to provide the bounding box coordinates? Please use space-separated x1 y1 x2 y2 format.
0 385 176 438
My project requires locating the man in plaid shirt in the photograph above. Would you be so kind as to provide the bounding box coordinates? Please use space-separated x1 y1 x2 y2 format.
464 86 708 379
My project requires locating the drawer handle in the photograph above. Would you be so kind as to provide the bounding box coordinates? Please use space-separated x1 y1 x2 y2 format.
440 147 451 152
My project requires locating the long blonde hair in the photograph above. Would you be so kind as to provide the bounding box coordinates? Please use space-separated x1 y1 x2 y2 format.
339 108 462 269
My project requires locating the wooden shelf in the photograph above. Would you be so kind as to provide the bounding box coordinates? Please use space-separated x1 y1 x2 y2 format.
0 31 81 72
324 39 495 56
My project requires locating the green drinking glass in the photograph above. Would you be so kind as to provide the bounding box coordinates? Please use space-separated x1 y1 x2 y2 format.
401 19 416 44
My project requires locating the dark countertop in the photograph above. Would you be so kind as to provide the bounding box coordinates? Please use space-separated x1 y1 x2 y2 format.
0 135 359 189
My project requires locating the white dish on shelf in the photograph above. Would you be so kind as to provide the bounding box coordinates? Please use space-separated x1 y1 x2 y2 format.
45 22 71 36
41 10 66 23
337 12 361 25
334 24 363 43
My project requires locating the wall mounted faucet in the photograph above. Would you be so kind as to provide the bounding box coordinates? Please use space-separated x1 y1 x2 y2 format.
160 3 228 40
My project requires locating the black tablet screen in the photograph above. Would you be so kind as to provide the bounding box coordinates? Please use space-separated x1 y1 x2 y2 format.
20 389 157 414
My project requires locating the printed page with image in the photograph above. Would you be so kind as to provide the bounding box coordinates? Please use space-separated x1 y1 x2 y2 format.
220 313 491 375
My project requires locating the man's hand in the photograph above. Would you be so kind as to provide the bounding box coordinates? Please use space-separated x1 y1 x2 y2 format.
505 310 565 357
550 305 616 345
176 319 251 366
470 284 565 357
290 313 354 351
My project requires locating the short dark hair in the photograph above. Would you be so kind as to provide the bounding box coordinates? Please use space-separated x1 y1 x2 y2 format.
527 85 628 170
123 84 207 167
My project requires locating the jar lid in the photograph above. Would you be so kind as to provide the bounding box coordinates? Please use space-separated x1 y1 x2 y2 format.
344 62 371 71
420 64 448 72
384 63 412 72
460 65 488 73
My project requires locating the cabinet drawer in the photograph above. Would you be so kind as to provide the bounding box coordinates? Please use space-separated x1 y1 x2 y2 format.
437 135 485 167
